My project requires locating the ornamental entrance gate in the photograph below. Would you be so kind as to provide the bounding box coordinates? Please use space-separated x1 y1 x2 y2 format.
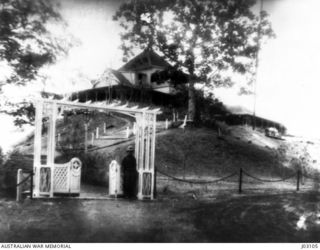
54 158 82 194
32 98 160 200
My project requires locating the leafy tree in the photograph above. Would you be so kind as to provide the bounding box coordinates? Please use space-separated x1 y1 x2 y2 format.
0 0 73 126
0 0 69 85
113 0 274 121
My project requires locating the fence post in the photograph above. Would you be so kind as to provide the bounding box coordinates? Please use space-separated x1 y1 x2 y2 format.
91 132 94 145
30 171 33 199
126 127 130 138
296 170 301 191
103 122 106 134
96 127 99 139
16 169 22 202
165 119 168 130
239 168 243 194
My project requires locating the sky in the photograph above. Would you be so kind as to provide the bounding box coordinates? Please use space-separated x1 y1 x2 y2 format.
1 0 320 152
215 0 320 137
41 0 125 92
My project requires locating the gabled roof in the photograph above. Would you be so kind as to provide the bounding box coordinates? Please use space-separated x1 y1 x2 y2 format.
92 68 132 88
111 69 132 86
118 48 170 72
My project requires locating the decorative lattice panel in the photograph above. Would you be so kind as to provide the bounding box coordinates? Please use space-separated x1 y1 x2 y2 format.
142 172 152 196
54 165 69 192
40 167 51 193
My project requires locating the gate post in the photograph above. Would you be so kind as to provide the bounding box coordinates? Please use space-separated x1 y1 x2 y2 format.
33 100 43 198
135 112 157 200
135 113 144 200
47 102 57 198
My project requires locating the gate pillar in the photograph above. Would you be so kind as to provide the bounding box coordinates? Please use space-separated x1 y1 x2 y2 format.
33 100 43 198
135 112 156 200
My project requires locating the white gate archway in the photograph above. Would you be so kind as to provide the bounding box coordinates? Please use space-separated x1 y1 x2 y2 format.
32 98 160 200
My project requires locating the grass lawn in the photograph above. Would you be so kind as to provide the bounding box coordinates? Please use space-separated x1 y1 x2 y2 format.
0 191 320 242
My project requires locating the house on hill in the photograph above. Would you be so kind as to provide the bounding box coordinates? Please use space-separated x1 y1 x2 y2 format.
70 49 187 106
118 48 176 95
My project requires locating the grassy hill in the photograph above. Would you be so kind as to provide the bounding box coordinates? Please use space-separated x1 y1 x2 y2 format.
2 108 320 196
155 127 287 177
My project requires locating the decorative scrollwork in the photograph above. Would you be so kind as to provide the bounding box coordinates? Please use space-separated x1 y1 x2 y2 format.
70 158 81 176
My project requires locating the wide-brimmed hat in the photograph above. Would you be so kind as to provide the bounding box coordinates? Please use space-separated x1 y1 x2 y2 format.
127 145 134 152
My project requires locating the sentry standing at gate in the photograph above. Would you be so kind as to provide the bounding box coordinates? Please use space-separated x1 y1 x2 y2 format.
122 145 138 199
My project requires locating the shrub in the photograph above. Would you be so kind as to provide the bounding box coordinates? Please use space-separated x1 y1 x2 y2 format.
0 150 33 194
0 147 5 190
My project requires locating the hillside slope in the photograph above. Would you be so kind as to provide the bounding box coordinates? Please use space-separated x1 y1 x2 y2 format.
82 124 299 188
155 126 288 178
7 108 320 193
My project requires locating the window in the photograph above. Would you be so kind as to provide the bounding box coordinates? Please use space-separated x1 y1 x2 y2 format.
137 73 148 85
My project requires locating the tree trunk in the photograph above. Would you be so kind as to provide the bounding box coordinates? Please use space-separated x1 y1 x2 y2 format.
188 80 196 121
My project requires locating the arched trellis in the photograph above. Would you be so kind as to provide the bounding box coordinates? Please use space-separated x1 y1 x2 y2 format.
32 98 161 200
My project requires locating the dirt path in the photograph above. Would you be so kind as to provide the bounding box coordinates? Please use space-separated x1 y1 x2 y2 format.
1 191 320 242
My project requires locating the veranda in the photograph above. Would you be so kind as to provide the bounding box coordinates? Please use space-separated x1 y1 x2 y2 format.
32 98 160 200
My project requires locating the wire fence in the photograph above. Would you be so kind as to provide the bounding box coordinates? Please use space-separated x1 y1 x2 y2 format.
241 169 296 183
11 170 34 202
157 169 238 184
302 173 320 181
7 166 320 202
15 174 32 188
156 167 319 194
4 171 33 189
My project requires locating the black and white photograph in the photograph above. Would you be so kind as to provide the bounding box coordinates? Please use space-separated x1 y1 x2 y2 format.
0 0 320 245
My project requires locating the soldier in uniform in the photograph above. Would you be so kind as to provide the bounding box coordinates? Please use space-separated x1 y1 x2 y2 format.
122 145 138 198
